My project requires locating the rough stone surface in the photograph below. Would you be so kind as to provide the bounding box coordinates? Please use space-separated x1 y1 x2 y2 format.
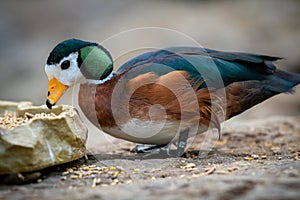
0 101 88 174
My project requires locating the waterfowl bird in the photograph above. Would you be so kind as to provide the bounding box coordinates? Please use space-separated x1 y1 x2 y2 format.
45 38 300 156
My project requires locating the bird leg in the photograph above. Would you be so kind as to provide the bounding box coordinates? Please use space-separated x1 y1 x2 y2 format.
131 129 189 157
175 128 189 157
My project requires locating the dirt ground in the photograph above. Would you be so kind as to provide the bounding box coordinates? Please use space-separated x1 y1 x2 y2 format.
0 116 299 200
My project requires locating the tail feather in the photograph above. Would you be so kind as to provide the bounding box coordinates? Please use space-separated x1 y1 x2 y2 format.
272 69 300 93
225 69 300 119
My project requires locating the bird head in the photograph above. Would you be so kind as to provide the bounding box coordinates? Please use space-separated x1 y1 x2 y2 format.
44 38 113 109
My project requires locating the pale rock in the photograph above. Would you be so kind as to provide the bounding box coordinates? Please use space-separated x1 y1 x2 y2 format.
0 101 88 174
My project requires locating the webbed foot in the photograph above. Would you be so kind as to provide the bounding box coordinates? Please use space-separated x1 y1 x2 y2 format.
131 144 167 153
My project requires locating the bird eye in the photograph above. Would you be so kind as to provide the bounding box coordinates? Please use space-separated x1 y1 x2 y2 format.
61 60 70 70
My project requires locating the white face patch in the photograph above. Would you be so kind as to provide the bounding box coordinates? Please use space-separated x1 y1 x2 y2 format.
45 52 85 86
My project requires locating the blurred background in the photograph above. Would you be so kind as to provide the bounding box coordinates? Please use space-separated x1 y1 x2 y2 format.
0 0 299 147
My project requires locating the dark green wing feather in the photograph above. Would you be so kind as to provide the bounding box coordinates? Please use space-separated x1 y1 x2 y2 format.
117 47 283 89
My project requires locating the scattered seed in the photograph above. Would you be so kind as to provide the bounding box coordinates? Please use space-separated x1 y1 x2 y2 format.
112 179 119 184
293 152 298 157
251 154 259 159
204 167 216 175
185 163 196 168
24 112 34 119
185 168 195 172
92 179 97 188
270 146 281 153
288 147 293 152
62 171 69 176
179 163 196 171
92 177 101 188
0 111 27 129
60 164 132 187
133 169 139 173
227 167 239 172
70 175 79 179
126 180 133 184
90 170 100 174
192 173 202 178
36 179 43 183
214 139 227 146
215 170 230 175
261 155 267 159
17 173 25 181
244 157 254 161
0 111 57 129
113 171 119 177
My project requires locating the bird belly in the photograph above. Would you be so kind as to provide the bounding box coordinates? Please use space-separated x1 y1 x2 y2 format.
102 118 207 145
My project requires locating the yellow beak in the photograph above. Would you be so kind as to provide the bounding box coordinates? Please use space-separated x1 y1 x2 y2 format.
46 77 68 109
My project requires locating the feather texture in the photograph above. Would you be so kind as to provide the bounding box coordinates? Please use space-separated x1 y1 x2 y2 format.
78 46 300 144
